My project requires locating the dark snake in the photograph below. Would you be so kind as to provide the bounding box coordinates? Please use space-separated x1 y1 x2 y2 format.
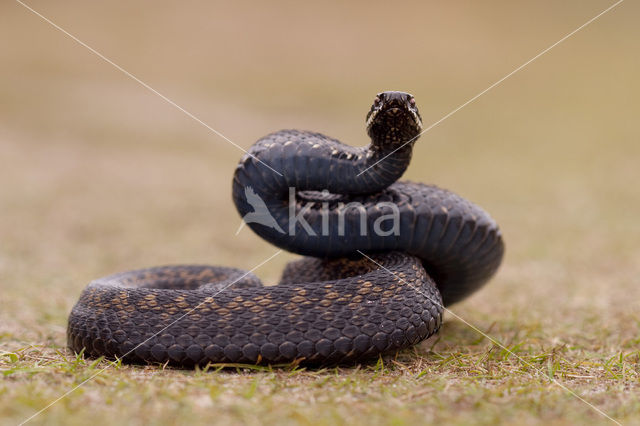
68 92 504 366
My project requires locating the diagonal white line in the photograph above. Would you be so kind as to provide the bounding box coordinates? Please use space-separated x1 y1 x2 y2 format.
356 250 622 426
235 220 247 235
18 249 283 426
14 0 283 177
357 0 626 177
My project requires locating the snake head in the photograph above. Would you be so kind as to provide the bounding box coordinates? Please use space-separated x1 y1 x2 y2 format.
366 91 423 149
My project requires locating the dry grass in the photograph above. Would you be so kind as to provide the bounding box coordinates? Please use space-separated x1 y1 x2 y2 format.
1 1 639 425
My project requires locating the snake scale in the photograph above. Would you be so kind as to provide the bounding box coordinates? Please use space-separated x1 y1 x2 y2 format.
68 91 504 366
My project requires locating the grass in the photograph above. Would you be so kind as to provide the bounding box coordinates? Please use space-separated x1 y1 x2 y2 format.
2 322 638 425
1 1 639 425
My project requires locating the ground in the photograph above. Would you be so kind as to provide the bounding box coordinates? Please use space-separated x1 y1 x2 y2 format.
1 1 639 425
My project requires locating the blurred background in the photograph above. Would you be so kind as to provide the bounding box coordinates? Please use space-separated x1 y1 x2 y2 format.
1 0 638 354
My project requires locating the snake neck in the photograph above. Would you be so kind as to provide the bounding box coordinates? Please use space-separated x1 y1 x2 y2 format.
233 129 417 199
355 137 416 193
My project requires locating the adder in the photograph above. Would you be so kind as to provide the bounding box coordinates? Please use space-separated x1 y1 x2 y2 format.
68 91 504 366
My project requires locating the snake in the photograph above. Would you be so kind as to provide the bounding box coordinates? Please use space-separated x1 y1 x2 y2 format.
68 91 504 366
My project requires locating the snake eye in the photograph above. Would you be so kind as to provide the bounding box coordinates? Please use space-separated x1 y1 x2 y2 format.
409 97 416 106
374 96 381 106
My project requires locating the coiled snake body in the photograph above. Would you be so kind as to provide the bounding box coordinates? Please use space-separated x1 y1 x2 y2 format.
68 92 504 366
